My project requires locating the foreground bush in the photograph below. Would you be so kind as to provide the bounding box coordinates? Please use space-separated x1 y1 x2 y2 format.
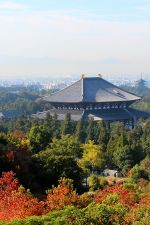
0 171 46 221
0 171 150 224
0 198 129 225
88 174 108 191
125 204 150 224
46 178 80 210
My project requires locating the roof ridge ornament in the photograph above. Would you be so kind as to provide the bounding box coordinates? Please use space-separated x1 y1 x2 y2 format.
81 74 85 79
98 73 102 78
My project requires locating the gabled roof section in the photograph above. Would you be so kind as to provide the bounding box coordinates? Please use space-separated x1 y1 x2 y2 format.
83 77 141 102
43 79 83 103
44 77 141 103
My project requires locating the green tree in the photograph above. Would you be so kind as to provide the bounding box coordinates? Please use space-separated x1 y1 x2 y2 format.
51 113 60 138
28 125 51 153
0 133 8 147
0 133 8 174
127 125 143 146
49 134 82 158
88 174 108 191
129 164 148 183
75 120 86 143
44 111 52 134
85 119 95 143
106 135 120 167
110 121 127 138
97 120 109 148
88 174 100 191
61 113 73 135
141 121 150 156
113 144 134 175
32 135 82 189
140 156 150 179
15 117 31 132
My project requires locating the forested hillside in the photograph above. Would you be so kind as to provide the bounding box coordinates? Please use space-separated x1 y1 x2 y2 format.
0 85 56 114
121 83 150 112
0 84 150 224
0 114 150 223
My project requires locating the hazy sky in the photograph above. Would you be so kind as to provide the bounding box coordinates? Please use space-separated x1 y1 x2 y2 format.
0 0 150 79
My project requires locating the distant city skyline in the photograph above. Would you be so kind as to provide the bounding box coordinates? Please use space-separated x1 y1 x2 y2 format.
0 0 150 78
0 73 150 83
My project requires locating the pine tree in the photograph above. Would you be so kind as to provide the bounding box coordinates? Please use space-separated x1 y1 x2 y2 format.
75 120 86 143
86 119 95 143
44 111 52 134
113 135 133 175
61 113 73 135
96 121 109 148
51 113 60 138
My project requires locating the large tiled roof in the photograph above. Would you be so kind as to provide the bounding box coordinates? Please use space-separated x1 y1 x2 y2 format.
44 77 141 103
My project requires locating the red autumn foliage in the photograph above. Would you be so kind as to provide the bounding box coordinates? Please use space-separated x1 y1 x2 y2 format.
5 149 16 162
46 177 80 210
139 197 150 205
0 171 149 223
95 185 136 207
0 171 46 221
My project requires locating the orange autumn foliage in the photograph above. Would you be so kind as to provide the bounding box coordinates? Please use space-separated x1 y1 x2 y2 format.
46 177 80 210
125 202 150 224
8 130 27 140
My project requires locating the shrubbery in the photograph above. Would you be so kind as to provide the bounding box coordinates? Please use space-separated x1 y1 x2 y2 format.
88 174 108 191
0 171 149 224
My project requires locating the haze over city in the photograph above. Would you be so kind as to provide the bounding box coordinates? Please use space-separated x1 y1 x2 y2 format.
0 0 150 80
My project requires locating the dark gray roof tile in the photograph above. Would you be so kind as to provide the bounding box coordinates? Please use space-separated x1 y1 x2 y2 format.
44 77 140 103
44 79 83 103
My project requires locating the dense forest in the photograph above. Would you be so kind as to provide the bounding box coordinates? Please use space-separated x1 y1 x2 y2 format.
0 85 56 114
0 83 150 224
121 83 150 113
0 114 150 223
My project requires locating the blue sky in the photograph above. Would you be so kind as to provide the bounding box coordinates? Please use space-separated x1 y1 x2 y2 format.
0 0 150 79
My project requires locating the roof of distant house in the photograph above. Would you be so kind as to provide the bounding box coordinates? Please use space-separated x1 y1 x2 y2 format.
0 110 23 119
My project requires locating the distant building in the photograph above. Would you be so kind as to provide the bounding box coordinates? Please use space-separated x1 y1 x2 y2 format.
0 110 23 119
136 74 148 88
103 169 119 177
33 76 150 128
136 78 147 88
